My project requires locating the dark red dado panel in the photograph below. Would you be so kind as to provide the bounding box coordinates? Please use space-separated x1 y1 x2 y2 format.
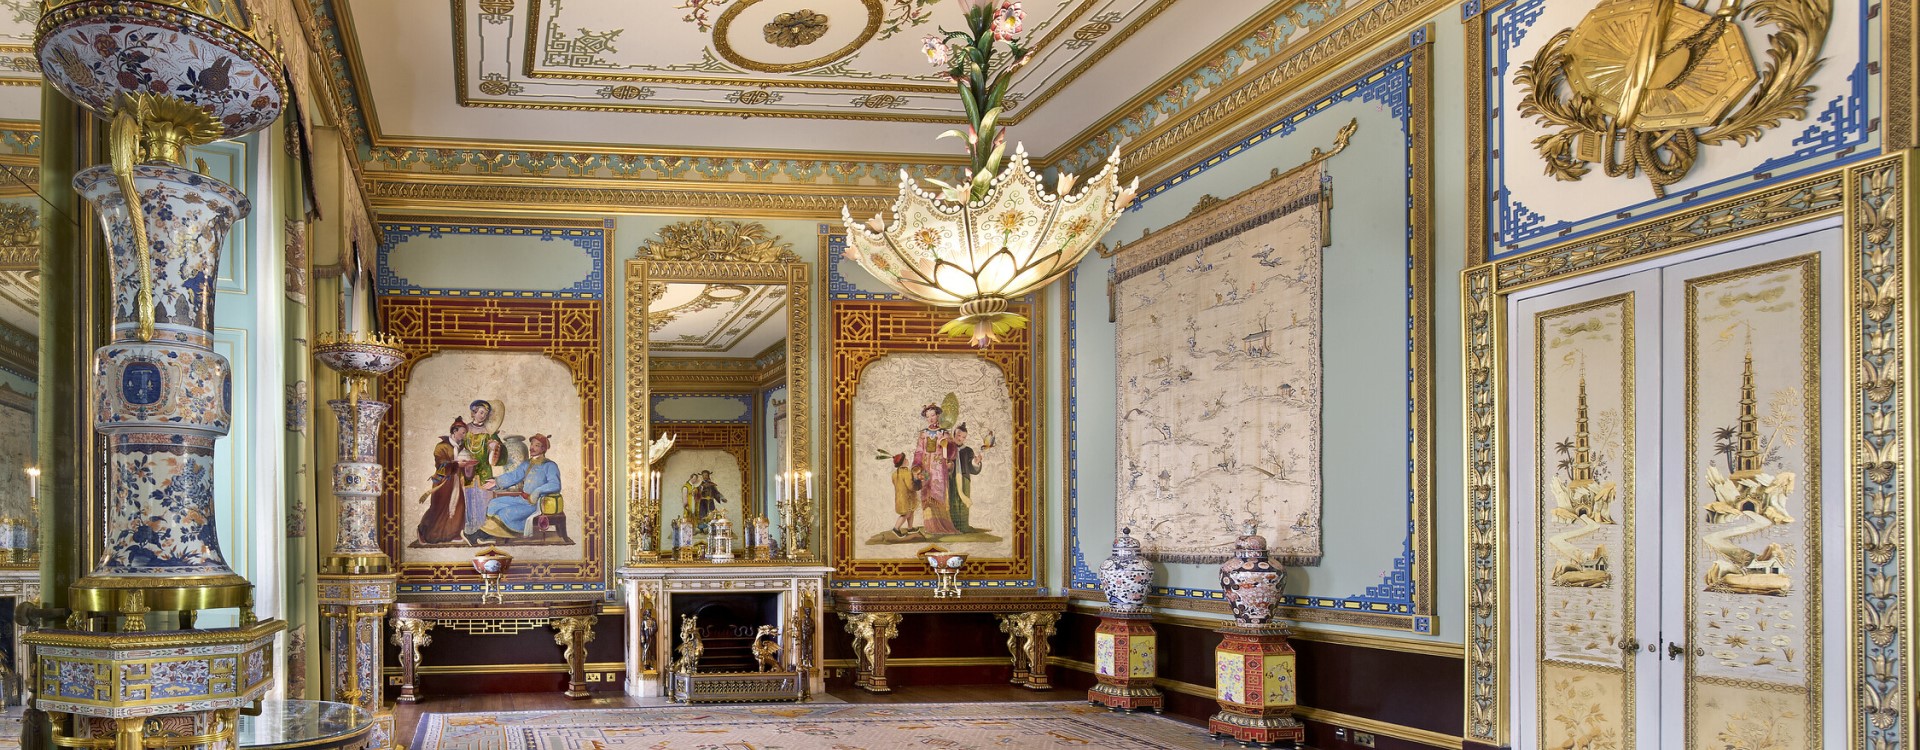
1054 611 1464 747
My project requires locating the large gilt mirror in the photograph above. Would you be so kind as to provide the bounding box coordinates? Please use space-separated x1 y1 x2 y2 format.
625 220 812 564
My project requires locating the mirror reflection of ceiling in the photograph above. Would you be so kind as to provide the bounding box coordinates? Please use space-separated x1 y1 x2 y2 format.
648 282 788 358
346 0 1267 156
0 2 39 122
0 203 36 334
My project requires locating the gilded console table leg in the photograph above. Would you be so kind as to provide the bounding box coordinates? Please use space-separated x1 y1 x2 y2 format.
553 615 598 699
1020 612 1060 690
843 613 901 693
390 618 433 704
997 614 1030 685
842 614 872 690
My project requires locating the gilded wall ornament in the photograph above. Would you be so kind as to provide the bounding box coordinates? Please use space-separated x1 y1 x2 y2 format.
765 10 830 48
1514 0 1831 197
0 203 34 252
640 219 798 263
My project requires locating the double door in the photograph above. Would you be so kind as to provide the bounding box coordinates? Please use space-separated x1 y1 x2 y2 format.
1511 225 1845 748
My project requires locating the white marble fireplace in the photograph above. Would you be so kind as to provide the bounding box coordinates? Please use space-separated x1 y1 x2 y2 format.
617 565 832 698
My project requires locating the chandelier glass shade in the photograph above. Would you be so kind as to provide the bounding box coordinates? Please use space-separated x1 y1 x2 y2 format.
841 0 1136 345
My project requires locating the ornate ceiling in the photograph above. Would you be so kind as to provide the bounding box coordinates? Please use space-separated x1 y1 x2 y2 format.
648 281 789 357
0 1 39 123
345 0 1268 158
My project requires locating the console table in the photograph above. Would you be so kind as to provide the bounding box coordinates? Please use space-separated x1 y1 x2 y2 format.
832 590 1068 693
389 597 599 703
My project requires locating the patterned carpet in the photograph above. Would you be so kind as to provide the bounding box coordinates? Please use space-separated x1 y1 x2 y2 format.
413 701 1234 749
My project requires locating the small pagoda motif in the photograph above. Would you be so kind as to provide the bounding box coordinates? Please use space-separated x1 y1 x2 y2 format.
1548 376 1617 588
1701 347 1796 597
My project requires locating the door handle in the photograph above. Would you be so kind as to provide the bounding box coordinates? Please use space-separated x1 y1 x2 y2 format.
1619 637 1640 654
1668 642 1684 660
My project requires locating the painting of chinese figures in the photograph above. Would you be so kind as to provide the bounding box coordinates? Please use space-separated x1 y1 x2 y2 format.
654 429 750 550
1113 165 1325 564
851 353 1013 559
1534 295 1634 667
1684 253 1820 747
398 351 585 562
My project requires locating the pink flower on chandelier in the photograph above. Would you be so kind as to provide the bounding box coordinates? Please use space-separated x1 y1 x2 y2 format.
991 2 1024 40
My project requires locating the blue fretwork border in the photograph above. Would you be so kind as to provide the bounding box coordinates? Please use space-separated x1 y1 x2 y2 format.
820 226 905 301
1482 0 1877 260
1067 46 1430 633
377 219 608 299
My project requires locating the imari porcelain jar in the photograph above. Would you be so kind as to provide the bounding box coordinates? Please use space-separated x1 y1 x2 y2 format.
1098 527 1154 613
1217 520 1287 626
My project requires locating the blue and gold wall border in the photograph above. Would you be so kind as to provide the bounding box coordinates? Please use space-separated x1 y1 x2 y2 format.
376 216 609 299
1066 34 1434 633
1459 152 1916 749
1464 0 1887 264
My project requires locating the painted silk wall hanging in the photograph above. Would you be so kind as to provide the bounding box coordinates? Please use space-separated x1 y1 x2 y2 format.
1112 165 1326 565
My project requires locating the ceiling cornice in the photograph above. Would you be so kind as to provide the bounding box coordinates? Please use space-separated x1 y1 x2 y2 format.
363 172 895 219
1112 0 1447 180
309 0 1439 217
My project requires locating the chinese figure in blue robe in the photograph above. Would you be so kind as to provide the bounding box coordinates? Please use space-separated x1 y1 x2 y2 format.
472 433 561 544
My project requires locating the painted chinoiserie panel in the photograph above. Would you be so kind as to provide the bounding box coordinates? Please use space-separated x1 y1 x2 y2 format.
1532 292 1641 749
1682 253 1823 748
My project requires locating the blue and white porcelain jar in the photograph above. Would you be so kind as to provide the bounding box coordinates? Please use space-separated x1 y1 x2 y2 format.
1098 527 1154 613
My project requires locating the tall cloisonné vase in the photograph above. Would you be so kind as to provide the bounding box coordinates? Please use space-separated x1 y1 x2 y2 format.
23 3 291 750
313 333 407 750
1207 523 1303 747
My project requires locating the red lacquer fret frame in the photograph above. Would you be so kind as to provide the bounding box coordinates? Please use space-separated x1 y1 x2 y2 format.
829 300 1034 583
376 297 606 592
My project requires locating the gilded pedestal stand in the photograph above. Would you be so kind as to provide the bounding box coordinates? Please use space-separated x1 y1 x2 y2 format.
313 333 407 750
1088 611 1162 712
23 3 289 748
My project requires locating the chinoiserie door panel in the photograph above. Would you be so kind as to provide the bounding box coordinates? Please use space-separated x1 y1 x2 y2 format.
1511 270 1663 749
1659 227 1846 749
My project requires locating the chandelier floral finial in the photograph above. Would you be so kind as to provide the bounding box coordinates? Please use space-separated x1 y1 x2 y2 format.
843 0 1137 346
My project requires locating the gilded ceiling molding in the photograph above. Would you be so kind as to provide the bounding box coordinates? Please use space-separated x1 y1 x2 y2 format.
363 142 965 185
0 122 39 160
0 166 39 198
486 0 1134 126
363 175 894 219
1061 0 1448 177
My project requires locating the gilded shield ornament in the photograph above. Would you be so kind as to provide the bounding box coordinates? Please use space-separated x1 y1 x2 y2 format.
1514 0 1831 196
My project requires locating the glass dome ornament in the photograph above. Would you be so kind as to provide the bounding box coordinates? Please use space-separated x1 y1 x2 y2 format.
841 0 1136 346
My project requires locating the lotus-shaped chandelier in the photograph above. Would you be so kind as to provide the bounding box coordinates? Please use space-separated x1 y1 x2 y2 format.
842 0 1136 346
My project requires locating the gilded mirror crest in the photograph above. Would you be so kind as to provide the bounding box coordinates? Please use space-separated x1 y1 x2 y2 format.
640 219 800 264
1514 0 1832 196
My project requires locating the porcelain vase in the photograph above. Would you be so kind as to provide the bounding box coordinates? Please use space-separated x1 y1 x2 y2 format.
1217 522 1287 626
328 398 391 556
80 163 248 582
1097 527 1153 613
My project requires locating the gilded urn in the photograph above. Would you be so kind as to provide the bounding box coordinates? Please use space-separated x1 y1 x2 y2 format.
1098 527 1154 613
1218 521 1286 626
